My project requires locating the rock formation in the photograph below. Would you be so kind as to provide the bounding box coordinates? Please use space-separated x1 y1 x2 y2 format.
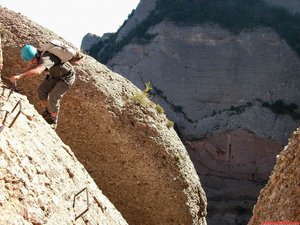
0 6 207 225
263 0 300 14
248 128 300 224
0 31 2 82
107 19 300 223
80 0 300 223
81 33 102 52
0 86 128 224
116 0 158 42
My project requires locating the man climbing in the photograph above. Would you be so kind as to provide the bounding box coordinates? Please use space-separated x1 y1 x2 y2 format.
10 43 77 129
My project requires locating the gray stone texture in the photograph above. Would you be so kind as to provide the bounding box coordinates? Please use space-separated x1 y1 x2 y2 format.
80 33 102 52
109 22 300 146
263 0 300 14
116 0 158 42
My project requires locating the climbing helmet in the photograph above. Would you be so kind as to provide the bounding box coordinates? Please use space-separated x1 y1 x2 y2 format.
21 44 37 62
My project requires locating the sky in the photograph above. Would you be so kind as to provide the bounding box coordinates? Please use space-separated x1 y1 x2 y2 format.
0 0 140 48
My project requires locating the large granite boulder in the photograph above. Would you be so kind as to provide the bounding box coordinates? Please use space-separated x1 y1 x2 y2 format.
0 6 207 225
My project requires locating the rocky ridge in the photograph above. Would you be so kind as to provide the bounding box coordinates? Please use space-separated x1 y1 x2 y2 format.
81 33 102 52
116 0 158 43
0 6 207 225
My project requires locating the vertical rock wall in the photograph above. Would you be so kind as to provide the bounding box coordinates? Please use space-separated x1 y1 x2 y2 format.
248 128 300 224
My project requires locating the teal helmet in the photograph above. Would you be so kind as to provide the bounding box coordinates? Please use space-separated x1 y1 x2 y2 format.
21 44 37 62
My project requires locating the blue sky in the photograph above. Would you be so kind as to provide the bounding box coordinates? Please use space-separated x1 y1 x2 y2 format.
0 0 140 48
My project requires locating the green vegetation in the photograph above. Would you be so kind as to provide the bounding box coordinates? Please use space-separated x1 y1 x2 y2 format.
262 100 300 120
207 102 253 117
229 102 253 115
132 91 149 107
155 104 165 114
131 82 153 107
166 119 174 128
174 105 183 113
144 82 152 93
88 0 300 63
174 154 181 164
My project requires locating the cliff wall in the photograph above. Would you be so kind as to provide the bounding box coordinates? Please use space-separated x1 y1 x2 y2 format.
248 128 300 224
263 0 300 13
106 16 300 225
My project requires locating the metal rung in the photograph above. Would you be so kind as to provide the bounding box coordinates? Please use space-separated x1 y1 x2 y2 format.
73 187 90 221
0 100 22 131
1 82 18 110
9 100 22 128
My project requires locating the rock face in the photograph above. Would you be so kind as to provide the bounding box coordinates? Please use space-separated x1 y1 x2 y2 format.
109 22 300 145
263 0 300 14
81 0 158 52
80 33 102 52
0 32 2 81
116 0 158 42
186 129 282 224
106 8 300 225
248 128 300 224
0 6 207 225
0 87 128 224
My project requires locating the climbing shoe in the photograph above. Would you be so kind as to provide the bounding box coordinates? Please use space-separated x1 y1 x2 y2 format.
50 122 57 130
45 116 57 130
41 109 51 120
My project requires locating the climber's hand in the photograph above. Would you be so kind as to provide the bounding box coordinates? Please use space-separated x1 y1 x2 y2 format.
10 74 21 83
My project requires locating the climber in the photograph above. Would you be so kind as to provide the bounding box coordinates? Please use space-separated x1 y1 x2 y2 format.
9 44 76 129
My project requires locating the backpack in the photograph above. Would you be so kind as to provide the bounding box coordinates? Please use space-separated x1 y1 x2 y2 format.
40 40 83 64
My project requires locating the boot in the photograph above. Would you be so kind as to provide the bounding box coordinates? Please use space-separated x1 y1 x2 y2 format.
41 109 51 120
45 116 58 130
